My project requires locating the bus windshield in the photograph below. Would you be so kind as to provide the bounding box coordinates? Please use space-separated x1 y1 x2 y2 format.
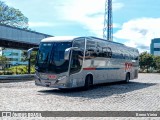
36 42 72 73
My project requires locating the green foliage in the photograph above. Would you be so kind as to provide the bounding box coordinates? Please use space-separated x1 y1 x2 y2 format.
0 55 9 73
139 52 154 72
30 51 37 65
0 71 13 75
139 52 160 73
6 65 35 74
154 56 160 70
0 1 29 29
21 50 37 65
0 55 9 65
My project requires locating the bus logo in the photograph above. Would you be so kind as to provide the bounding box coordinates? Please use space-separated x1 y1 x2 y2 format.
125 63 133 70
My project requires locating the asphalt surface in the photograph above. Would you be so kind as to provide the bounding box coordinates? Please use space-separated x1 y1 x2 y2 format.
0 73 160 119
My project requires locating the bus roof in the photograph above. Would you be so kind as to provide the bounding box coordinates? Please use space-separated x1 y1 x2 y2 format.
90 36 124 46
41 36 138 51
41 36 124 45
41 36 78 42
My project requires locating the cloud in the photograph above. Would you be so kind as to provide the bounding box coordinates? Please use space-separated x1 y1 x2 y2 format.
114 18 160 52
28 22 55 27
53 0 124 37
4 0 124 37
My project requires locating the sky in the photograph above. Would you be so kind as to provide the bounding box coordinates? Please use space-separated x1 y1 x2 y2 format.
3 0 160 52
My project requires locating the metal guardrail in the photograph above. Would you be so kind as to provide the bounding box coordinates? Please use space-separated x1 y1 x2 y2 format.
0 74 35 83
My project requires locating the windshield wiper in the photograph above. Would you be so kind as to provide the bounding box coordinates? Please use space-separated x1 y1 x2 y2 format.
49 45 55 65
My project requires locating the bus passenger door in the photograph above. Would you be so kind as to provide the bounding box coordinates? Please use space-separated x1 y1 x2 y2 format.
70 50 83 74
69 39 85 87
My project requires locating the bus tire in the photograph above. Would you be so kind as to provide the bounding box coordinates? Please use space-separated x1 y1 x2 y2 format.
125 73 130 83
83 75 93 90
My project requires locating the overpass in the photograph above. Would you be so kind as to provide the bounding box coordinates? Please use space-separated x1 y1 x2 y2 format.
0 24 53 50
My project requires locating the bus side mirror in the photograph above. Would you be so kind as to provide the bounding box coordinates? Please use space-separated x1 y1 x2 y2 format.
27 47 39 59
64 47 78 60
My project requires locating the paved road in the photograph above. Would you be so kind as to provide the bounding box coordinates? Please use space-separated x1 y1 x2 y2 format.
0 73 160 113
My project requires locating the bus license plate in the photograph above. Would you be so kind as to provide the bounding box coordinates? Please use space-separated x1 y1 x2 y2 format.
48 75 57 79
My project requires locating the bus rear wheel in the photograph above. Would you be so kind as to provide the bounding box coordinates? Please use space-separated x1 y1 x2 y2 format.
83 75 93 90
125 73 130 83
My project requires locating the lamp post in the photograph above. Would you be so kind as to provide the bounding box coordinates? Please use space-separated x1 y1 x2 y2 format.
28 58 31 74
15 63 18 74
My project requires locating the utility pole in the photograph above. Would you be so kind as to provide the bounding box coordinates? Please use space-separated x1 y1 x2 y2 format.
103 0 113 41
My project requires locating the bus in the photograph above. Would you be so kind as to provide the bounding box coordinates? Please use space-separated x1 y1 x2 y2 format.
28 36 139 89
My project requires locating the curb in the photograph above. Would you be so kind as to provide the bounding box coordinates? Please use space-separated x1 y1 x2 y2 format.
0 74 35 83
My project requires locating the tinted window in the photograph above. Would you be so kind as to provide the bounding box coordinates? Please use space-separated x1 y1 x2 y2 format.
70 39 84 74
36 42 72 73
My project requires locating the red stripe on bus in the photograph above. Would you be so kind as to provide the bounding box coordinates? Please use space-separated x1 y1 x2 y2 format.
83 68 96 70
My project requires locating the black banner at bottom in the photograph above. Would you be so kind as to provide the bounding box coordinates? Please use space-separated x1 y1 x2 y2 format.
0 111 160 117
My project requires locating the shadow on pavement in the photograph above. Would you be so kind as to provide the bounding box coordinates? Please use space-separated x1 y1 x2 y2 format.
38 81 156 99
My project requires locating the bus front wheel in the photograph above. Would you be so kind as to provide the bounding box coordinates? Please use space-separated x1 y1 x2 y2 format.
83 75 93 90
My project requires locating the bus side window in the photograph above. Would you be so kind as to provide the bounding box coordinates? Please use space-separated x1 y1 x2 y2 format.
102 47 112 58
135 56 138 60
70 39 84 74
85 40 97 59
85 49 96 59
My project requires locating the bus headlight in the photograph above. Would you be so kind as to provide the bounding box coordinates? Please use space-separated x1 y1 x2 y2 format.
58 76 67 81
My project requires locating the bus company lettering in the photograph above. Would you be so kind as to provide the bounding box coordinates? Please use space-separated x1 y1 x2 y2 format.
125 63 133 70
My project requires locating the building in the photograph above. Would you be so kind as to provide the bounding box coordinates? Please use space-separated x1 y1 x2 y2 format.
0 24 53 49
150 38 160 56
0 24 53 68
1 48 27 67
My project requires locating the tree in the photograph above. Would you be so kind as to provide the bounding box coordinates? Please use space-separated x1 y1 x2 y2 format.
139 52 154 72
154 56 160 70
0 1 29 29
21 50 37 65
0 56 9 73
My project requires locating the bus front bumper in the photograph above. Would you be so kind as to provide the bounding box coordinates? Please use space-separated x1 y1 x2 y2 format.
35 77 70 88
